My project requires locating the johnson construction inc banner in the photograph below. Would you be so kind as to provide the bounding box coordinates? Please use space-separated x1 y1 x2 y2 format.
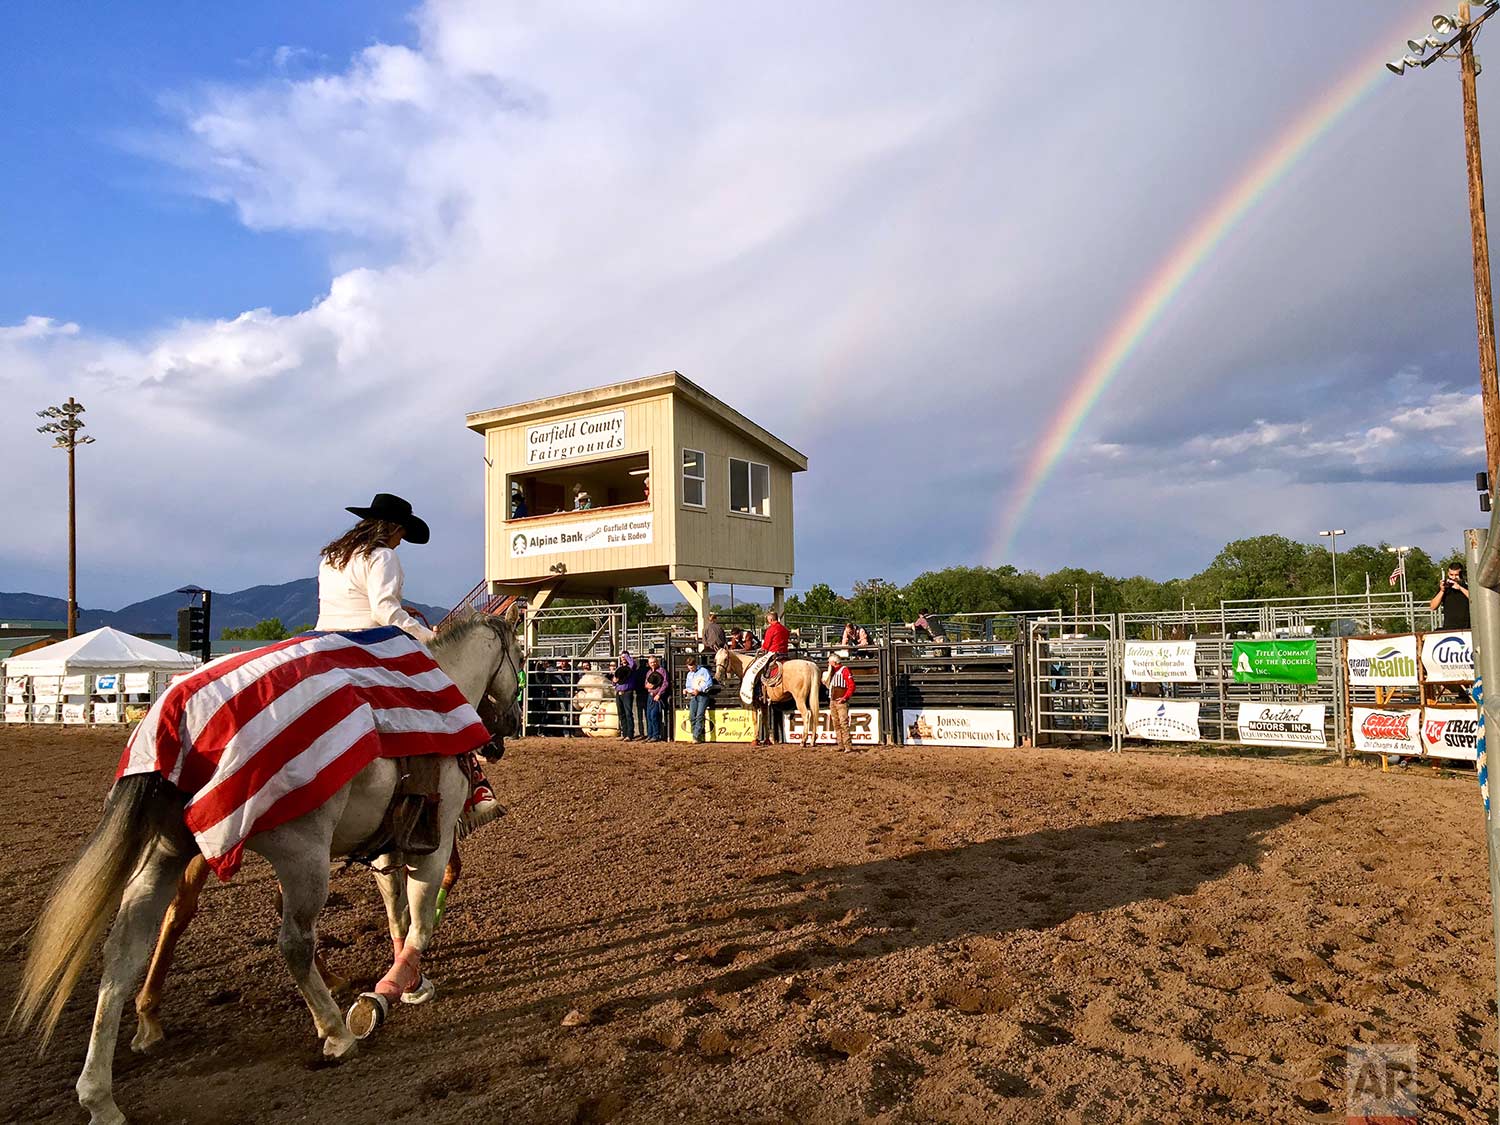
901 708 1016 748
1421 631 1474 683
1236 703 1327 748
1352 707 1423 757
1345 637 1419 687
1421 708 1480 760
1123 698 1200 741
1123 642 1197 683
1231 640 1318 684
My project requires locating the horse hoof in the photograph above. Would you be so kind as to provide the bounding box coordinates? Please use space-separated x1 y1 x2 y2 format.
129 1018 164 1054
345 993 389 1041
400 976 436 1005
324 1032 358 1061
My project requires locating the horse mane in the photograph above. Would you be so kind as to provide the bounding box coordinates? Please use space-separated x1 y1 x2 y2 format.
429 612 516 655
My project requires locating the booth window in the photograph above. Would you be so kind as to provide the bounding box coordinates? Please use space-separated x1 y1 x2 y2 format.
682 449 706 508
507 452 650 519
729 458 770 517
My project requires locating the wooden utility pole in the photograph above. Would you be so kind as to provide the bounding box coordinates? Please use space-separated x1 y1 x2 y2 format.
67 398 77 638
1460 2 1500 489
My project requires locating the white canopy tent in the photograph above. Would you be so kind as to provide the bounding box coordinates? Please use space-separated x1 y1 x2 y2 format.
4 627 199 725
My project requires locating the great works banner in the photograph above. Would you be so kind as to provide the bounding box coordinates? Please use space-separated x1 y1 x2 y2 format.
1123 642 1197 683
1345 636 1419 687
1123 698 1200 741
1421 631 1474 684
1231 640 1318 684
1352 707 1423 756
1236 703 1327 748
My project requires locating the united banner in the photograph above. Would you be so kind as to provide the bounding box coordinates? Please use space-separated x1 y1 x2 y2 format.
1231 640 1318 684
1421 631 1474 684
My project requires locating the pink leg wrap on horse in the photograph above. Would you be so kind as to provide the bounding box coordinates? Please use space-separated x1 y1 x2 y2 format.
373 945 422 1003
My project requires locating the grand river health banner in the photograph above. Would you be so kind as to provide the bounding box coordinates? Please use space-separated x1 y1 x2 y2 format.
1231 640 1317 684
1345 637 1419 687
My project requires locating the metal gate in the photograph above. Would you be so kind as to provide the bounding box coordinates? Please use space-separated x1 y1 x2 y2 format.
1028 616 1120 752
890 641 1024 745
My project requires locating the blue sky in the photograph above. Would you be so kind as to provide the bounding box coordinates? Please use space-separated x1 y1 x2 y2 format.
1 1 1492 610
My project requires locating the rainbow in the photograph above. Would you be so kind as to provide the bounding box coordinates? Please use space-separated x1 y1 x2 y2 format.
991 13 1422 561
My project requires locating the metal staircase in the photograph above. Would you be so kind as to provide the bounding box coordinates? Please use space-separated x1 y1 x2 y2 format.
438 581 521 629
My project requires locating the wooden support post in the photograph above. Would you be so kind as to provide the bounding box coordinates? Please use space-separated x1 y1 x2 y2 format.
1459 1 1500 489
671 579 708 637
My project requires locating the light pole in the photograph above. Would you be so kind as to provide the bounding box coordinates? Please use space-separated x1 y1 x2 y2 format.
36 397 96 638
1387 544 1413 597
1388 4 1500 494
1319 529 1346 607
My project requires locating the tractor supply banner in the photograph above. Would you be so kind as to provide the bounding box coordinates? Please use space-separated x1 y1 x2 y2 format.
1346 637 1419 687
509 512 652 559
1422 708 1480 760
1231 640 1318 684
784 708 881 746
1123 698 1201 741
1236 703 1327 748
901 708 1016 748
1422 631 1475 684
673 707 757 743
1123 642 1197 683
1352 707 1423 756
525 409 625 465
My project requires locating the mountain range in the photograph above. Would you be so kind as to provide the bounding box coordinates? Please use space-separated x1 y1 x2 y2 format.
0 579 450 637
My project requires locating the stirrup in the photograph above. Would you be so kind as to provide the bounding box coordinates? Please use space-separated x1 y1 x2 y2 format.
400 976 436 1005
346 992 389 1040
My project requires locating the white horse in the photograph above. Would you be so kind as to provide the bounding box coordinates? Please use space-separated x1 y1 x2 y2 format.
12 610 524 1125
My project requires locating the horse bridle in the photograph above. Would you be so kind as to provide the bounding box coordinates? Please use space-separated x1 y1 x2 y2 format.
477 619 523 762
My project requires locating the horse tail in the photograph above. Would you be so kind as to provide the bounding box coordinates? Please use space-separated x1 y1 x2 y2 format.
805 659 820 735
12 773 184 1046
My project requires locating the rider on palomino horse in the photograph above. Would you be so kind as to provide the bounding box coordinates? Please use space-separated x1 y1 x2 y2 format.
752 612 790 744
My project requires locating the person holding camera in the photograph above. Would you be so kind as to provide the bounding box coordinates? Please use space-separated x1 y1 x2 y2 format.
1429 563 1471 629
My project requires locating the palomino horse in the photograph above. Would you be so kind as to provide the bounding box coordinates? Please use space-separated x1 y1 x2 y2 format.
714 647 821 746
13 611 523 1125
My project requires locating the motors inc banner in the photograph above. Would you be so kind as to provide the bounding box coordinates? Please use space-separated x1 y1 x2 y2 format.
1236 703 1327 748
1345 637 1419 687
1123 642 1197 683
1231 640 1318 684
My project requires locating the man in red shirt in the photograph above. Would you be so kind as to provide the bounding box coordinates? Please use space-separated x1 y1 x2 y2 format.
827 652 857 751
760 612 790 654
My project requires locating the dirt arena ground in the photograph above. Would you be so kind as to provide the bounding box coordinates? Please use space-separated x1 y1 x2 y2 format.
2 726 1496 1124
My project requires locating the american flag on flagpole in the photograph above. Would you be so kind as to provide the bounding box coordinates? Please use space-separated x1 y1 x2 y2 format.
1389 556 1405 587
118 627 489 880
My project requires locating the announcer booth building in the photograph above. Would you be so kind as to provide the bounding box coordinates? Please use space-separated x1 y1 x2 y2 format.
466 372 808 633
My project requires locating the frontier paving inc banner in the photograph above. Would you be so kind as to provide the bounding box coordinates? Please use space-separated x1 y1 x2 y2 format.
1232 640 1317 684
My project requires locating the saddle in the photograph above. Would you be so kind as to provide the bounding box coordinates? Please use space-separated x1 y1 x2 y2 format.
762 661 784 689
354 755 453 861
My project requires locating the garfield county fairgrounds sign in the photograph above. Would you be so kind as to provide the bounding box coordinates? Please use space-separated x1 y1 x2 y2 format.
526 409 625 465
783 708 880 745
509 513 652 558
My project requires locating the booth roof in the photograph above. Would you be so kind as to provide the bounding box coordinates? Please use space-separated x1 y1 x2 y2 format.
2 626 199 676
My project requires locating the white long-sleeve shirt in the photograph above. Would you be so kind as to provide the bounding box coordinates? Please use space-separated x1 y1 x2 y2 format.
315 546 436 644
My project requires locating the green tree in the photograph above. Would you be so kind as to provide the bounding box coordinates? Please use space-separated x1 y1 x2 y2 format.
847 578 906 625
221 617 291 641
784 582 848 621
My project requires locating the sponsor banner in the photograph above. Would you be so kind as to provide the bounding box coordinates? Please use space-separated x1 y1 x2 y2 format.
1124 698 1201 741
1123 642 1197 683
1422 631 1474 683
526 409 626 465
62 702 87 724
94 674 119 692
31 676 61 694
123 673 153 694
5 677 26 700
1346 636 1419 687
30 701 59 723
93 702 122 724
4 703 26 723
901 708 1016 748
784 708 881 746
1422 708 1480 761
125 703 151 723
1232 640 1318 684
1352 707 1423 756
509 512 653 559
61 674 86 694
1236 703 1328 748
673 707 757 743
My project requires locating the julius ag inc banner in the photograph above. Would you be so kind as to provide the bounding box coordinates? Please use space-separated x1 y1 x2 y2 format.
1231 640 1317 684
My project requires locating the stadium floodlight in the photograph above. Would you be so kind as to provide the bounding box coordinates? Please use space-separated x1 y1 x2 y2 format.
1387 58 1409 74
1410 38 1429 55
1428 35 1446 47
1434 13 1459 34
1405 53 1426 67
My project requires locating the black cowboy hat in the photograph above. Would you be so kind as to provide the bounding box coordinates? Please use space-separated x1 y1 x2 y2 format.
345 493 430 544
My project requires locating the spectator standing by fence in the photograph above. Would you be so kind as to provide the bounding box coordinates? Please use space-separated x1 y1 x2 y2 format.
827 652 856 751
645 655 669 741
684 655 713 742
840 622 858 648
703 612 726 653
612 652 638 740
1430 562 1471 629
